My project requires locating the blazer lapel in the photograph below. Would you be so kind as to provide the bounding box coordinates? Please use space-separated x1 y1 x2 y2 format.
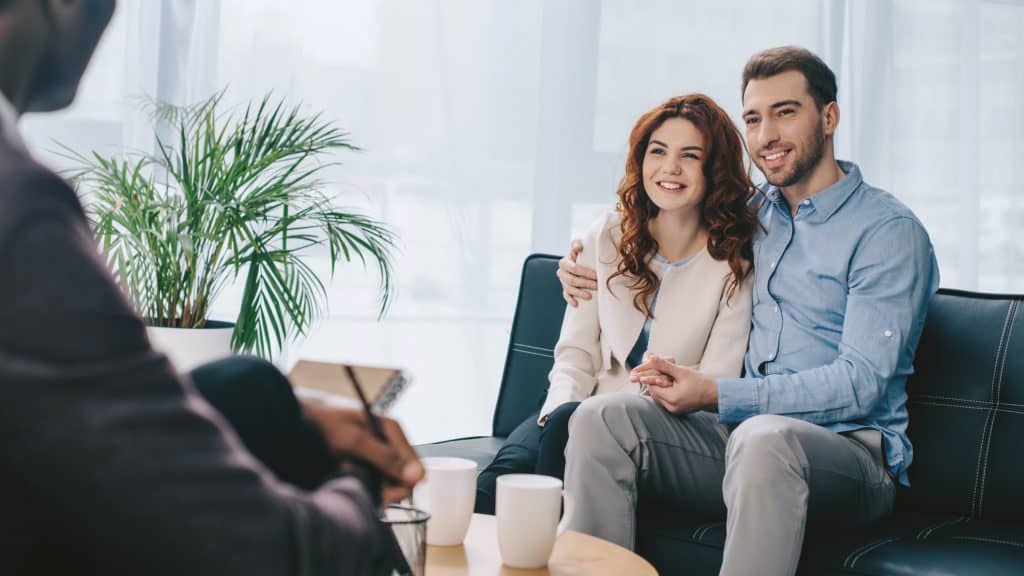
599 269 650 368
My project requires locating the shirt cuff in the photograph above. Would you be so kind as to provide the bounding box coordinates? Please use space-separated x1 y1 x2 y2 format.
716 377 760 423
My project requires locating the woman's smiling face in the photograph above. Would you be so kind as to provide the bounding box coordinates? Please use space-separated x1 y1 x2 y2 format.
641 117 707 215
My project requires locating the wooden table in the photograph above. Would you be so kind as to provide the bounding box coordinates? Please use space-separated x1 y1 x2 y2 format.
425 513 657 575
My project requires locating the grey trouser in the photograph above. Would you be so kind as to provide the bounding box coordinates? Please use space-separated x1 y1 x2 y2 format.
564 394 895 576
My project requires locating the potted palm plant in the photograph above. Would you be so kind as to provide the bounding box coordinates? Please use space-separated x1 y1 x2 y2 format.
66 93 396 370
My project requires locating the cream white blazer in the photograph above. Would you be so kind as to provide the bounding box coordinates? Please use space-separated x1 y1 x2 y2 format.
539 211 753 421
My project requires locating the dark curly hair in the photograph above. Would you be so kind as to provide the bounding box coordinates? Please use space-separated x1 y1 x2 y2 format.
608 94 758 316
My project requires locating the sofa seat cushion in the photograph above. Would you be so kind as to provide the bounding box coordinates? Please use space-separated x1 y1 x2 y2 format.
414 435 504 471
829 515 1024 576
635 504 727 576
637 504 1024 576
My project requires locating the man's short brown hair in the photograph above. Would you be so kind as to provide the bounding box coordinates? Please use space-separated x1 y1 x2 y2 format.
742 46 837 109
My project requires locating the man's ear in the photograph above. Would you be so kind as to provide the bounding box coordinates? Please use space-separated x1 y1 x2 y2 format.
823 101 840 137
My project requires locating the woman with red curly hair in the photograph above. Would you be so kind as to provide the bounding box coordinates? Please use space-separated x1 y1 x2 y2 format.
475 94 757 514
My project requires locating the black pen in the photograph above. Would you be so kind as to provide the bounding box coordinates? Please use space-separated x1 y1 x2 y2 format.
346 365 388 443
344 365 413 576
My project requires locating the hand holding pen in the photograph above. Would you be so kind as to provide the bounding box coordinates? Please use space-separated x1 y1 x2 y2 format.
294 367 424 574
299 387 423 504
344 365 413 506
344 365 419 576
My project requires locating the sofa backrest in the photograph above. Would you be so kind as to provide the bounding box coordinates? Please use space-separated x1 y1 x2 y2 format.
904 288 1023 521
491 254 567 437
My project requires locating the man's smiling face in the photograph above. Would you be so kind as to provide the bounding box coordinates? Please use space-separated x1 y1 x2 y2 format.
742 69 831 189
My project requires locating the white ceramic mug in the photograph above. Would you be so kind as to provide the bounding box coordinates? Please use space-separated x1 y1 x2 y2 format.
496 474 575 569
412 457 477 546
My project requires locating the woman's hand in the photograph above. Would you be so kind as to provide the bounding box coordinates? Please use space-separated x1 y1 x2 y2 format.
630 354 718 415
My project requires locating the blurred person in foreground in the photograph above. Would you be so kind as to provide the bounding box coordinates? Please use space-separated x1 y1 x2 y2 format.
0 1 422 574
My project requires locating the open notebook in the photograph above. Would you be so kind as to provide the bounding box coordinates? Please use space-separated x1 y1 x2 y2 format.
288 360 410 412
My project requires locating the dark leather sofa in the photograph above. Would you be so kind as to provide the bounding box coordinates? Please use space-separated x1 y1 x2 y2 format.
417 254 1024 575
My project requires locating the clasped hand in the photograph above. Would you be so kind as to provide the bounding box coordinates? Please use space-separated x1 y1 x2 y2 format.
630 353 718 415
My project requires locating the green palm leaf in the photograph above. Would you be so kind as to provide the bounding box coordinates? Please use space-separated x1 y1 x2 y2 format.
67 92 396 358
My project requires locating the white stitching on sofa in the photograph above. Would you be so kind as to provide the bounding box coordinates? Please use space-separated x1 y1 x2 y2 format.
689 522 716 542
843 539 883 567
696 524 710 541
914 393 1024 409
916 516 967 540
950 536 1024 549
690 523 715 541
844 537 901 568
695 522 721 542
926 517 967 539
692 522 708 541
970 302 1014 517
989 302 1013 402
908 400 1024 415
969 397 995 518
906 400 1024 415
513 343 555 353
510 347 554 359
908 400 987 410
909 400 989 410
977 301 1017 518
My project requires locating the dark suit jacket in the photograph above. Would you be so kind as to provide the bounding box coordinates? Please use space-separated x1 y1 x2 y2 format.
0 138 383 574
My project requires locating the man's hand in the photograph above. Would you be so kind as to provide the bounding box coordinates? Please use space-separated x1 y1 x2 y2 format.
300 401 424 504
630 354 718 415
557 238 598 307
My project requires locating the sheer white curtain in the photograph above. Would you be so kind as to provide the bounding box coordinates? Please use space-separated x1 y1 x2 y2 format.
829 0 1024 292
21 0 1024 443
23 1 220 163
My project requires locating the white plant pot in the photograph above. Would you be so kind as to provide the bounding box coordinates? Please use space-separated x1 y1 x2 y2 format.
146 321 235 373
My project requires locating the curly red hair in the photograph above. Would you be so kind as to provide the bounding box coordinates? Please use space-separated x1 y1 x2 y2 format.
609 94 758 315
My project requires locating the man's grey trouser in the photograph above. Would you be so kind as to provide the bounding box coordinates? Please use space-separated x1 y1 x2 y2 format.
564 394 895 576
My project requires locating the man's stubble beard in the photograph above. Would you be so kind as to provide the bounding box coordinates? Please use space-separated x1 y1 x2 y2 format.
759 121 827 189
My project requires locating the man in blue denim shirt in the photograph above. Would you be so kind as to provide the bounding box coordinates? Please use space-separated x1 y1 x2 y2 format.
557 47 939 575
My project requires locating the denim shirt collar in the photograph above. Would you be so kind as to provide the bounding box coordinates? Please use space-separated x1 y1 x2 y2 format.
763 160 864 223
